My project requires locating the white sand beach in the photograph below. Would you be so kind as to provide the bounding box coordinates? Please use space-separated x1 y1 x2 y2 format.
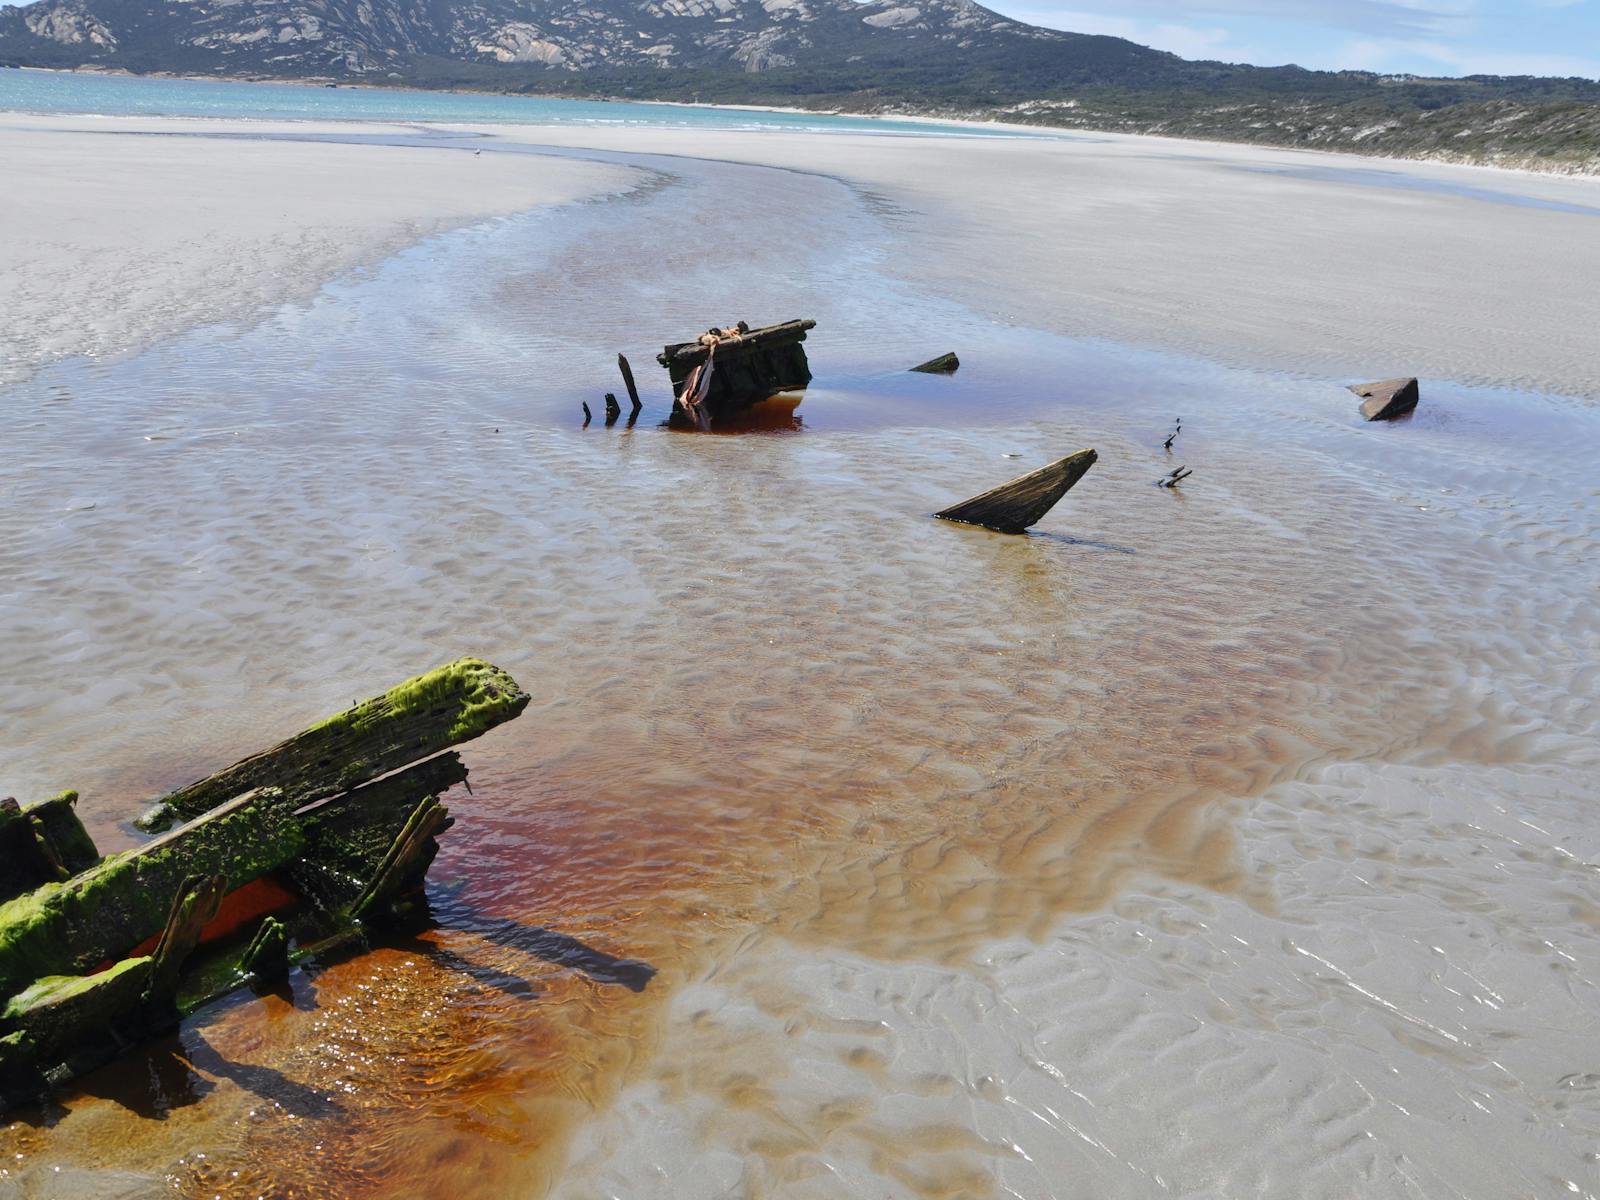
0 113 634 385
2 108 1598 1200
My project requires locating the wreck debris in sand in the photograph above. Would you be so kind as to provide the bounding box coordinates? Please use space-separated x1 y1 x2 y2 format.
0 658 529 1112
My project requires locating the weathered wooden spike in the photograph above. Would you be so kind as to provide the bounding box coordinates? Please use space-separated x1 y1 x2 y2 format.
146 874 228 1001
936 449 1098 535
604 393 621 425
909 351 960 374
238 917 290 981
137 658 529 831
350 796 452 922
582 401 592 427
618 354 642 413
1348 376 1419 421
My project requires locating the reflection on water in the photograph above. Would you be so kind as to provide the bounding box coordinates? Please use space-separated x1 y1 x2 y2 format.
1 133 1598 1199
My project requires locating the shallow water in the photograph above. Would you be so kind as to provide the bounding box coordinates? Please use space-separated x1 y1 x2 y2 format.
1 131 1598 1199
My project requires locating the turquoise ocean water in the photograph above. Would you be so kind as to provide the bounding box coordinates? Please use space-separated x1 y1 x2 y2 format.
0 65 1012 134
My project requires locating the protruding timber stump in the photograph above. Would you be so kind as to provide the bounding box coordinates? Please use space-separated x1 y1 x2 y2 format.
936 449 1098 534
1349 377 1419 421
909 352 960 374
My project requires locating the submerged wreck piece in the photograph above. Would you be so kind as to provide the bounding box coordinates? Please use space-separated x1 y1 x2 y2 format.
658 319 815 427
1349 377 1419 421
0 657 530 1110
936 448 1098 534
909 352 960 374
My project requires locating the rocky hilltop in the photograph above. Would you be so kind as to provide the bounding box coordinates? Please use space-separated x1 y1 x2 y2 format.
2 0 1597 171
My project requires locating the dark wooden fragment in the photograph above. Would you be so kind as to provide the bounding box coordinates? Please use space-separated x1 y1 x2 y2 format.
604 393 621 425
237 917 290 981
0 799 66 902
909 352 960 374
618 354 642 413
1349 377 1419 421
137 657 528 831
288 751 466 912
582 402 592 427
658 319 816 421
936 449 1099 534
27 791 100 876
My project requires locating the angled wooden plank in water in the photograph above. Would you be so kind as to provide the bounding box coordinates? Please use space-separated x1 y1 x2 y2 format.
936 449 1098 534
136 657 530 831
1348 377 1419 421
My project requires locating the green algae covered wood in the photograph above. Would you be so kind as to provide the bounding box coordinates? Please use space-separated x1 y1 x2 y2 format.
0 789 300 999
138 657 530 832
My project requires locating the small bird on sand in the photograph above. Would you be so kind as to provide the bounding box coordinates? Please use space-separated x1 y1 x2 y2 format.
474 149 481 156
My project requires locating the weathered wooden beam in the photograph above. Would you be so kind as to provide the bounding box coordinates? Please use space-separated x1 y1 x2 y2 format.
657 319 815 370
0 788 301 1000
1349 377 1419 421
604 393 621 425
137 658 529 832
936 449 1098 535
909 352 960 374
2 957 153 1060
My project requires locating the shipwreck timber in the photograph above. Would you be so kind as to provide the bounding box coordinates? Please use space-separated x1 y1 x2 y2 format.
0 657 529 1111
658 319 815 427
936 449 1099 534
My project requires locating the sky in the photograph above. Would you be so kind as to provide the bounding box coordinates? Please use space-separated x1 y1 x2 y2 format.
989 0 1600 79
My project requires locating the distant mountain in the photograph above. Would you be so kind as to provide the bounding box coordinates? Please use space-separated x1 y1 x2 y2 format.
2 0 1597 171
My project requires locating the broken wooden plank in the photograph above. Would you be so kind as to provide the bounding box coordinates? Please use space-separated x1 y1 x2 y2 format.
936 449 1098 535
1349 377 1419 421
137 657 529 832
909 352 960 374
0 788 301 999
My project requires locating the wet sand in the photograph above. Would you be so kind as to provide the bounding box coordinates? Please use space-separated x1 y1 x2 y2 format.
0 113 635 386
2 116 1598 1200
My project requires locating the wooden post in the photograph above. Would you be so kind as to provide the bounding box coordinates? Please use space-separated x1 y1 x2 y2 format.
604 394 621 425
618 354 641 414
